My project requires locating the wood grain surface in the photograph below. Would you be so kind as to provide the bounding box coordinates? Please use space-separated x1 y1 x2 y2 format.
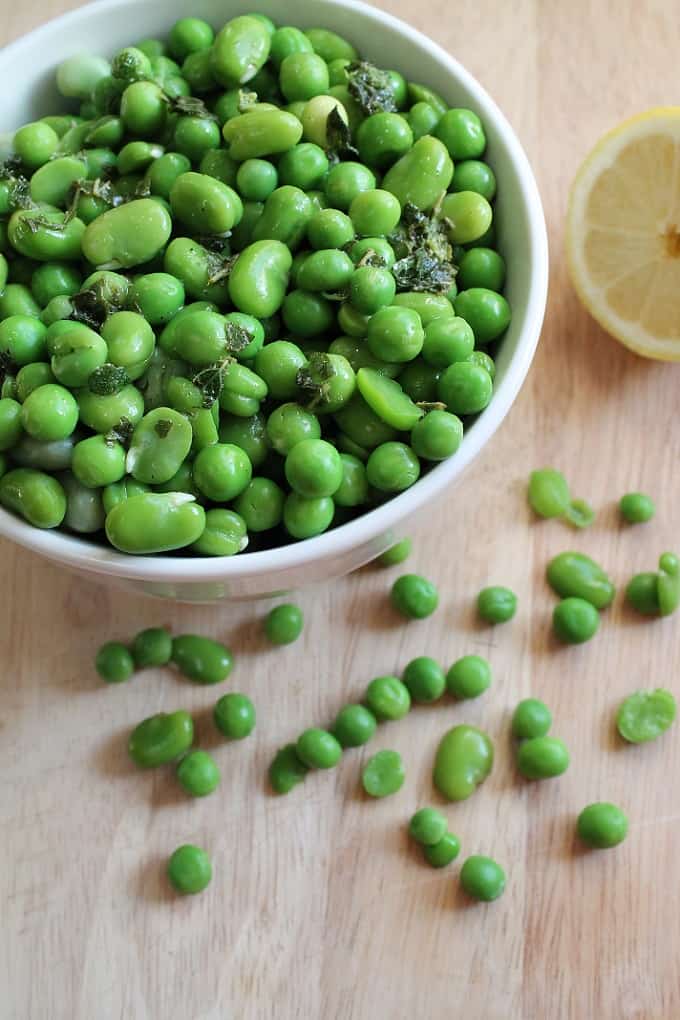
2 2 680 1018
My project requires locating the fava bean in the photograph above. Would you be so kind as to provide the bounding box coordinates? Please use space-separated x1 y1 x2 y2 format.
433 724 493 801
105 491 206 552
128 710 194 767
82 198 172 269
0 467 66 527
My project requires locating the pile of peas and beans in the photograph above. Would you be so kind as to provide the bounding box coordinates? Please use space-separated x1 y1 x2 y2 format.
0 12 510 556
95 465 674 898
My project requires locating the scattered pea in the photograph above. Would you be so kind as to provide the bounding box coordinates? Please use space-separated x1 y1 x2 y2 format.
95 641 134 683
362 749 405 797
391 574 439 619
477 586 517 624
131 627 172 669
176 750 221 797
577 803 629 849
171 635 233 685
423 831 461 868
619 491 655 524
511 699 552 740
167 844 212 895
409 807 448 846
214 692 256 740
402 656 446 703
552 597 600 644
296 728 342 769
446 656 491 700
517 736 570 779
265 603 304 645
460 855 506 902
616 689 676 743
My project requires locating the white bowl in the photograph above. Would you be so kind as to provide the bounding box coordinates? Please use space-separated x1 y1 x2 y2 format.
0 0 548 602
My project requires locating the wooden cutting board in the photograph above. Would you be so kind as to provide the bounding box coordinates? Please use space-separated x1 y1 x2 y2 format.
2 1 679 1017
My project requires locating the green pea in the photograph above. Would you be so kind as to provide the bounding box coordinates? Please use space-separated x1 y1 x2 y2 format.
304 26 357 62
254 339 305 399
409 807 448 846
335 393 397 450
116 140 164 176
214 692 256 739
210 15 271 88
433 724 494 801
168 16 214 60
14 121 59 169
616 688 676 743
435 108 486 160
546 552 615 609
378 538 412 567
129 710 194 768
403 656 446 703
128 273 184 327
85 115 125 148
282 290 335 338
266 402 321 455
451 159 497 200
366 441 420 493
9 209 86 262
476 586 517 624
412 410 463 461
421 316 474 369
82 199 171 269
252 185 314 251
297 249 354 292
101 478 148 515
236 158 278 201
423 832 461 868
0 467 66 527
577 803 629 849
20 383 78 441
279 144 329 192
0 316 47 366
280 52 329 102
437 361 493 415
264 603 304 645
162 238 230 305
527 468 570 518
328 338 399 379
131 627 172 668
441 191 493 245
457 248 506 292
362 749 405 798
167 844 212 895
285 438 342 498
50 329 108 387
224 109 303 160
619 491 655 524
392 292 454 327
332 704 376 748
105 491 205 553
367 306 424 363
15 363 56 402
460 856 505 902
337 302 370 338
169 172 242 236
29 156 87 207
325 161 377 210
233 477 284 532
382 136 453 210
333 453 368 507
0 397 22 452
219 412 269 468
348 189 401 239
625 572 659 615
180 50 216 94
193 443 252 501
283 492 334 538
77 384 144 433
191 508 248 556
364 675 411 721
270 26 313 68
126 407 192 484
269 743 309 794
218 362 268 415
553 597 600 644
301 94 352 147
509 698 552 740
357 112 413 169
296 728 342 769
95 641 134 683
407 101 441 141
446 655 491 699
517 736 570 780
455 288 511 343
30 262 81 308
71 434 125 489
229 240 292 316
176 750 220 798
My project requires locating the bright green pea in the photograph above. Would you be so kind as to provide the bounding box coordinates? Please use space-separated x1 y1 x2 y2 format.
0 467 66 528
348 188 401 238
335 393 397 449
379 538 412 567
420 831 460 867
455 288 511 343
528 468 570 518
8 210 86 263
422 316 474 368
409 807 448 846
357 113 413 169
254 340 305 399
50 329 108 387
279 144 329 192
131 627 172 668
252 186 314 251
21 384 78 441
72 434 125 488
546 552 615 609
129 710 194 768
162 238 231 305
280 52 329 101
367 306 424 363
349 266 396 315
325 161 377 210
210 15 271 88
30 262 82 308
437 361 493 415
181 50 216 94
270 26 313 68
616 689 676 743
460 856 505 902
176 750 220 797
411 407 463 460
117 140 164 176
477 586 517 624
517 736 570 779
282 290 335 338
333 453 368 507
441 192 493 245
15 363 56 402
348 236 395 267
297 249 354 292
229 240 292 316
214 692 256 739
105 491 205 552
129 273 185 327
365 675 411 721
168 16 215 60
436 108 486 159
337 302 370 338
577 803 629 849
193 443 253 501
553 597 600 644
625 572 660 615
407 101 441 141
171 634 233 685
224 110 303 160
147 152 192 198
269 743 309 793
332 704 376 748
619 491 655 524
452 159 497 199
0 315 47 366
126 407 192 484
236 158 278 201
95 641 134 683
77 384 145 433
265 603 304 645
366 441 420 493
391 292 455 326
512 699 552 740
219 412 269 468
285 438 342 498
296 728 342 769
362 749 405 798
305 26 357 61
328 337 400 379
446 655 491 699
266 402 321 455
191 508 249 556
233 477 285 532
283 491 334 538
457 248 506 292
167 844 212 895
14 121 59 169
433 724 493 800
403 656 446 703
82 199 172 269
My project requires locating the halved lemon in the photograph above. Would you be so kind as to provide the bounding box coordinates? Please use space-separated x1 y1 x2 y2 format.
567 107 680 360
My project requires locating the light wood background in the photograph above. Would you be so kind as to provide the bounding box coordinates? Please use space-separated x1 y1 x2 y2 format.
3 1 680 1018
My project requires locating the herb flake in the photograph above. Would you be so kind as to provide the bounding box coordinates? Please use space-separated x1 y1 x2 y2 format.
346 61 398 116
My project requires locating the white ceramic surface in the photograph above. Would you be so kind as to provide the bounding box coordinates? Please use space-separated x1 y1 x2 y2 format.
0 0 548 602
